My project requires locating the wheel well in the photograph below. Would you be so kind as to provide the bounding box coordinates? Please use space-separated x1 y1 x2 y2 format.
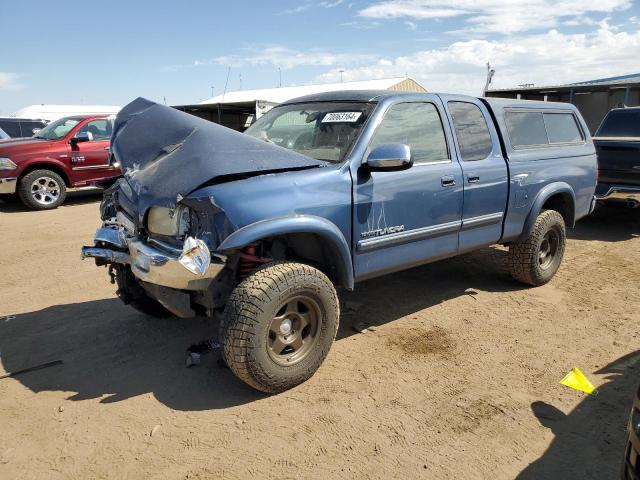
19 163 70 187
542 193 575 227
254 233 348 288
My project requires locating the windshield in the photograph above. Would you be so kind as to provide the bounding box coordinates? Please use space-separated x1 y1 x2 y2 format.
34 117 81 140
244 102 373 162
596 109 640 137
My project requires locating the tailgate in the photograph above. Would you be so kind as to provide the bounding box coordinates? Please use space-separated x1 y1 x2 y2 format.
594 138 640 185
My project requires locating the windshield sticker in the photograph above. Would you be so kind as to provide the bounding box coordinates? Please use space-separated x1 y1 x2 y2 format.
322 112 362 123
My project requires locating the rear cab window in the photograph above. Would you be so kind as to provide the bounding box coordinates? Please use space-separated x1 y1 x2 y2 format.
448 101 493 161
505 110 584 148
596 109 640 137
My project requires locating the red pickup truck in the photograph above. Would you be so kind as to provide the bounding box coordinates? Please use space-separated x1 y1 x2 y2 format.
0 114 121 210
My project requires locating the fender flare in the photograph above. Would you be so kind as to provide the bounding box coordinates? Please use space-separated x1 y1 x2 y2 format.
217 215 354 290
19 157 71 185
519 182 576 240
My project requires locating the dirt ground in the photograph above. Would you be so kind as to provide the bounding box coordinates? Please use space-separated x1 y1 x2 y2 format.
0 193 638 480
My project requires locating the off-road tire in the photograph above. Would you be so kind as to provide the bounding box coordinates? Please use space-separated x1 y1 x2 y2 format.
508 209 566 286
114 266 172 318
220 262 339 393
18 169 67 210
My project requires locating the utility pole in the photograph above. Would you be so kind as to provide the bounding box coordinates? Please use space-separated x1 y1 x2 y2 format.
239 73 243 90
278 67 282 87
482 62 495 96
339 70 344 83
211 86 214 98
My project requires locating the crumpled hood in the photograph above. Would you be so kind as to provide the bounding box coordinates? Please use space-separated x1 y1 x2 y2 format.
112 98 326 216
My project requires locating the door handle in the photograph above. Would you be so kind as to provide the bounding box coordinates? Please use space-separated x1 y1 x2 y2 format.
467 175 480 184
104 146 111 151
441 176 456 187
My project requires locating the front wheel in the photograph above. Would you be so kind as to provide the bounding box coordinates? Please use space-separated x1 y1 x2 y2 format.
508 209 566 286
18 169 67 210
220 262 339 393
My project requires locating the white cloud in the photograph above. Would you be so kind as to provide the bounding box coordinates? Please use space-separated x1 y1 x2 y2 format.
165 46 375 72
316 22 640 95
358 0 632 34
0 72 22 91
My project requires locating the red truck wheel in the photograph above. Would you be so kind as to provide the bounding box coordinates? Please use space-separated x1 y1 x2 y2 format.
18 169 67 210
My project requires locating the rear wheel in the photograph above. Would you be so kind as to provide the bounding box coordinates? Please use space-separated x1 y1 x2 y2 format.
508 209 566 286
220 262 339 393
18 169 67 210
114 266 172 318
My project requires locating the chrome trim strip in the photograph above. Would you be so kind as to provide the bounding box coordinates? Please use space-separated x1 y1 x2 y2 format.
461 212 504 230
71 164 113 171
357 220 461 252
0 177 17 195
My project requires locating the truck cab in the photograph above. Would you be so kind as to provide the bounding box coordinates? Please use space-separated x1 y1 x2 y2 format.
0 114 120 209
82 93 597 393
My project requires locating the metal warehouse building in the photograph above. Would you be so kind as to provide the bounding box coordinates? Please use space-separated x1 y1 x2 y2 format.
486 73 640 134
174 77 426 131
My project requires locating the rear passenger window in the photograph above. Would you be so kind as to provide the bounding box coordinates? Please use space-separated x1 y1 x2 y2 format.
505 111 548 147
369 102 449 164
544 113 583 144
448 102 493 161
0 120 21 138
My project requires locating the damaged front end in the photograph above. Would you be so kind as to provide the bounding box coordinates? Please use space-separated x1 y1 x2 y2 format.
81 179 233 317
81 98 321 317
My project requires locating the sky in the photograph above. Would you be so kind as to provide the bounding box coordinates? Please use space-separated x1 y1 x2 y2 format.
1 0 639 115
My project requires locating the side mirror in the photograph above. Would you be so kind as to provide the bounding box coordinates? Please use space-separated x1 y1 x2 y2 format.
70 131 93 145
31 128 41 135
365 143 413 170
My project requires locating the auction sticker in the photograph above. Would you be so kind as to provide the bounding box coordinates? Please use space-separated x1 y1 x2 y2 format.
322 112 362 123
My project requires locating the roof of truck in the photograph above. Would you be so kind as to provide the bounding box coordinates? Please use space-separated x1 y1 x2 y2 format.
282 91 578 110
482 97 577 111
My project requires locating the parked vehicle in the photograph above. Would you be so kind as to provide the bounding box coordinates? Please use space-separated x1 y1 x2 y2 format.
594 107 640 208
0 117 48 139
82 94 597 393
0 115 119 209
622 384 640 479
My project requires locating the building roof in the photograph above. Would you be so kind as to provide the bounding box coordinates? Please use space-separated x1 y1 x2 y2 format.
488 72 640 93
13 104 121 122
199 77 425 105
568 73 640 87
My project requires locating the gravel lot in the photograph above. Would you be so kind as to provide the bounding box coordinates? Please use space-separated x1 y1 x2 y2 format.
0 193 638 479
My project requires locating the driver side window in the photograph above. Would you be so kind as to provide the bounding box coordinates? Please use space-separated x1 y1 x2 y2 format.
369 102 449 164
77 119 112 141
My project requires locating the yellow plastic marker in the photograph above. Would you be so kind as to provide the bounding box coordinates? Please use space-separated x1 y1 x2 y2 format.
560 367 598 395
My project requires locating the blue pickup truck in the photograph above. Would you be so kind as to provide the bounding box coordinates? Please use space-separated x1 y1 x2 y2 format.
82 92 597 392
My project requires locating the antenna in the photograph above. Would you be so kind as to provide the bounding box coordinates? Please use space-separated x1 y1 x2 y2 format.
482 62 495 96
222 66 231 102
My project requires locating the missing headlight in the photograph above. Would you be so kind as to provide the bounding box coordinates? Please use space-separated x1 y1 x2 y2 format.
147 205 190 237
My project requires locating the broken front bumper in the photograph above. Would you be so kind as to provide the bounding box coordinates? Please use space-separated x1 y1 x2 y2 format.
81 227 225 291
